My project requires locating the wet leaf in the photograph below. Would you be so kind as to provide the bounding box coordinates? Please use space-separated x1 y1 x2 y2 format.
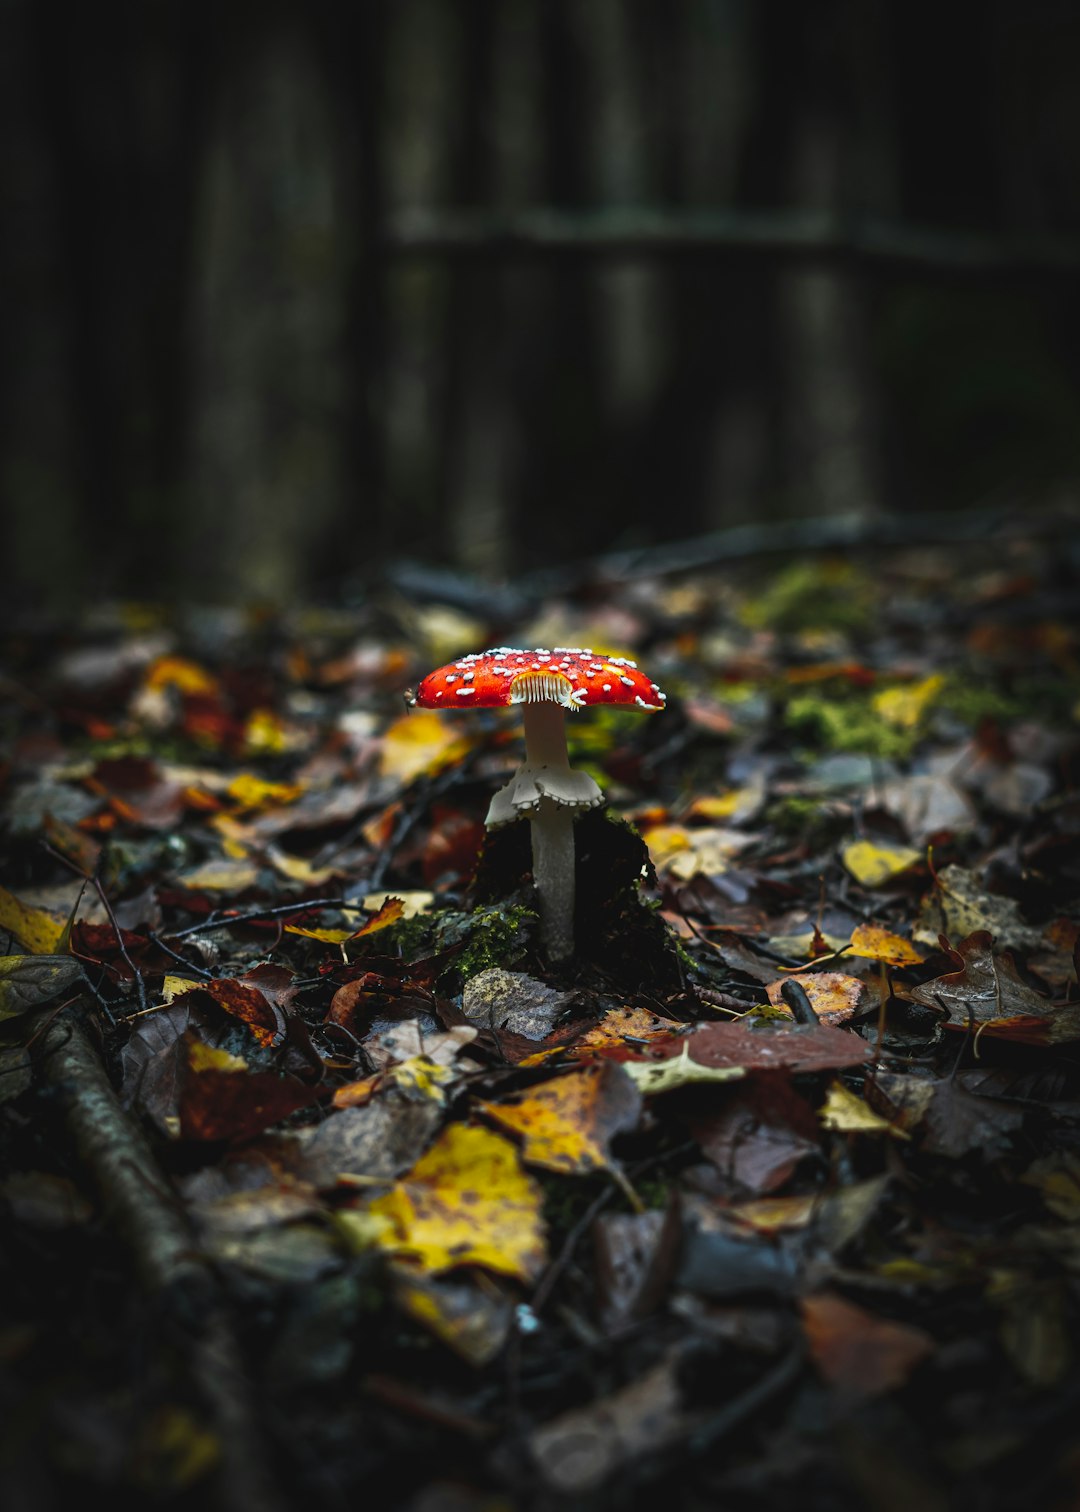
908 930 1066 1041
915 865 1044 951
390 1268 514 1367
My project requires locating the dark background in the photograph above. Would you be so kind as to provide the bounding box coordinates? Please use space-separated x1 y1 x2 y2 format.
4 0 1080 611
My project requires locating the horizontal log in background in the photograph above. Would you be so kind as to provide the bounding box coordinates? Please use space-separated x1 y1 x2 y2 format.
3 0 1080 609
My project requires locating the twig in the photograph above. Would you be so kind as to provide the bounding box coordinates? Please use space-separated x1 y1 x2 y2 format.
38 1004 289 1512
166 896 369 940
43 840 147 1015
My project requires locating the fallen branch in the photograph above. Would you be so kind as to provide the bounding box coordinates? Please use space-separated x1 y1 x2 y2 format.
38 1005 289 1512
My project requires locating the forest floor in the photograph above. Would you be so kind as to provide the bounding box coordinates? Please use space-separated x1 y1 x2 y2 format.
2 524 1080 1512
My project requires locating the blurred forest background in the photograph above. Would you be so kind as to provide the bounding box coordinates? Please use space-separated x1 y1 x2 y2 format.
4 0 1080 611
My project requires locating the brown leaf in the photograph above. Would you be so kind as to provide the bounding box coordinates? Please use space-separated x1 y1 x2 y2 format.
802 1291 934 1396
908 930 1067 1042
636 1020 871 1075
179 1035 320 1142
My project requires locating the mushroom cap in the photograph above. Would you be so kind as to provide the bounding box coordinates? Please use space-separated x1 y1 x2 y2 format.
409 647 667 712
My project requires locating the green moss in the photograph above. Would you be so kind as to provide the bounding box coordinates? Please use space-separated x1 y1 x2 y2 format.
358 900 538 990
739 559 877 637
784 693 919 759
936 676 1028 727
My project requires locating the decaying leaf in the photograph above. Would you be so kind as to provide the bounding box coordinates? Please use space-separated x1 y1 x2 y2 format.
0 955 84 1019
908 930 1071 1042
765 972 867 1025
914 865 1044 951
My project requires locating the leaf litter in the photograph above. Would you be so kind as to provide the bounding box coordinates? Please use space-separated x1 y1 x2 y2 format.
1 533 1079 1511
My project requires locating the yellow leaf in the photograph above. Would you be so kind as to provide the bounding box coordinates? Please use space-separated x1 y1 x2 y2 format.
368 1123 546 1281
242 707 302 755
178 859 260 893
388 1056 456 1103
819 1080 908 1138
477 1063 641 1175
209 813 256 859
872 674 945 730
225 773 304 812
0 885 67 955
187 1041 247 1073
264 849 342 888
765 972 865 1025
162 975 199 1003
144 656 221 697
729 1194 821 1233
379 710 472 786
620 1041 746 1096
848 923 926 967
284 923 355 945
842 839 923 888
362 890 434 920
354 896 406 936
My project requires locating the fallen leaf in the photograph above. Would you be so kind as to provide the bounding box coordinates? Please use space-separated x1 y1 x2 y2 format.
0 955 84 1018
527 1354 689 1494
872 674 944 729
765 972 866 1025
620 1041 747 1096
908 930 1067 1041
637 1020 871 1075
848 923 926 967
179 1034 319 1141
914 865 1044 951
178 859 261 893
477 1062 642 1175
379 710 472 786
368 1123 546 1281
802 1291 934 1396
1020 1153 1080 1221
225 773 305 812
353 896 406 937
390 1267 514 1367
842 839 923 888
819 1080 908 1138
0 886 68 955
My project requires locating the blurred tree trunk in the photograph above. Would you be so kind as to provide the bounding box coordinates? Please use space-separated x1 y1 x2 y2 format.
775 0 890 520
185 20 347 602
20 0 210 603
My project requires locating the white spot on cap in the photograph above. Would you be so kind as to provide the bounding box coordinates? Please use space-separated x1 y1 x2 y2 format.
456 687 476 696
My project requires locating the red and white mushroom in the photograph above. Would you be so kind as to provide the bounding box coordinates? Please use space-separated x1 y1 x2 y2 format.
408 647 666 962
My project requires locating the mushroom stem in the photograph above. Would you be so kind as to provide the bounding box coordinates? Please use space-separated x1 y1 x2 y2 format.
520 700 572 768
529 799 576 963
522 702 578 962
